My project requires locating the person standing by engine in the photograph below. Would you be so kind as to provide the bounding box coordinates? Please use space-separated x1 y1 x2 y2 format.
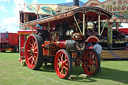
93 42 102 72
93 42 102 58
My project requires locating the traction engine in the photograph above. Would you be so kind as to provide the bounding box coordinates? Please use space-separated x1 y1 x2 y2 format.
22 6 112 79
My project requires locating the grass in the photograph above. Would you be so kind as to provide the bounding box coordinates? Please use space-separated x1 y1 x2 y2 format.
0 52 128 85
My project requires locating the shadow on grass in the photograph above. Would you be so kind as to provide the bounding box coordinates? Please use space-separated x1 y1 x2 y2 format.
68 66 97 82
69 66 128 84
95 67 128 84
36 64 128 84
37 64 55 72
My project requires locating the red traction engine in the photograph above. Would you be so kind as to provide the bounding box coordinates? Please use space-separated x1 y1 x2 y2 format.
22 6 112 79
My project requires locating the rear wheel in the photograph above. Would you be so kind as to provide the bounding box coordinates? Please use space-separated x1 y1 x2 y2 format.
25 34 43 70
54 49 72 79
82 49 100 76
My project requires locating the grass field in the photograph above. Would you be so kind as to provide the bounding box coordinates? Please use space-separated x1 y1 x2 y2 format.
0 52 128 85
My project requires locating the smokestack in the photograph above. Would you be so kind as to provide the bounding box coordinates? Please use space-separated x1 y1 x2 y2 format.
73 0 79 6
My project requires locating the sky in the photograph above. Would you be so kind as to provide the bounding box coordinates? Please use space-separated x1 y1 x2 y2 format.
0 0 126 33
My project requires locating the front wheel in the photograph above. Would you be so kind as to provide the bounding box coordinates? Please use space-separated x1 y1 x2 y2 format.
54 49 72 79
25 34 43 70
82 49 100 76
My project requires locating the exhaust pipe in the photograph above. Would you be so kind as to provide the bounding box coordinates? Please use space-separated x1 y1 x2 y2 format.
73 0 79 7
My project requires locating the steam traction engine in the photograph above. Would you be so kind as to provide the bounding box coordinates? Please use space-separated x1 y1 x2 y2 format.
21 6 112 79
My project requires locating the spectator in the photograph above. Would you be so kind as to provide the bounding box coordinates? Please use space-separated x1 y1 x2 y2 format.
93 42 102 57
93 42 102 72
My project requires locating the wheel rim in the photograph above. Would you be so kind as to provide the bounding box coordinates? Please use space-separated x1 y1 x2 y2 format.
82 50 98 75
54 51 69 78
25 35 38 69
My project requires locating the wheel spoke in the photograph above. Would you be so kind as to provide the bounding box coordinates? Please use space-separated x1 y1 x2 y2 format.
89 52 93 60
27 50 30 52
28 56 33 60
31 60 34 66
65 68 68 75
92 54 94 59
65 63 68 66
86 65 89 71
32 38 35 45
89 52 91 57
86 53 90 60
58 58 61 63
34 51 38 54
34 46 37 50
92 61 95 65
63 59 67 63
33 57 37 65
90 52 93 59
89 65 94 72
84 55 89 60
30 38 35 48
33 41 36 47
61 67 64 75
34 55 37 60
65 55 67 60
58 65 60 68
29 42 33 47
92 55 97 65
63 66 68 71
61 54 64 61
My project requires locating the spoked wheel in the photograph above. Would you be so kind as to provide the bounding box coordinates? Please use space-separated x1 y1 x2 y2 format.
54 49 72 79
25 34 43 70
82 49 100 76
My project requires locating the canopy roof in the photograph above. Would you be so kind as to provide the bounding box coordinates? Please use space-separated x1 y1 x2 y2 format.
22 6 112 27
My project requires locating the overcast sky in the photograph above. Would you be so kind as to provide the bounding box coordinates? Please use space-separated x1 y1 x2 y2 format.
0 0 125 33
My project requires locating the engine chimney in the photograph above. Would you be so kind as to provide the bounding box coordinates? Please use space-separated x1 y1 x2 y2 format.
73 0 79 6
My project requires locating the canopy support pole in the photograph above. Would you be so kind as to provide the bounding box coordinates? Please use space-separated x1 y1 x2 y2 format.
73 15 83 35
100 19 108 36
108 22 113 50
83 14 85 35
116 22 119 31
98 14 101 36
